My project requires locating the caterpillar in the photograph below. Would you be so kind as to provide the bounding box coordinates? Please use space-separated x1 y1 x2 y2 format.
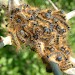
2 0 74 74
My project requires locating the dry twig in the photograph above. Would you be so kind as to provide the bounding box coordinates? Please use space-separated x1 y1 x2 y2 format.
47 0 58 10
66 10 75 20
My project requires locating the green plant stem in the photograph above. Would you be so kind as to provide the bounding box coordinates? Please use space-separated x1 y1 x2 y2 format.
49 61 63 75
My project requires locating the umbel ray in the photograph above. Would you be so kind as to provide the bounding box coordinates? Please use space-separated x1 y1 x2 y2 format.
0 0 75 75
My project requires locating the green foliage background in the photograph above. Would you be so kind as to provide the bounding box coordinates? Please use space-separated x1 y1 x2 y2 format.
0 0 75 75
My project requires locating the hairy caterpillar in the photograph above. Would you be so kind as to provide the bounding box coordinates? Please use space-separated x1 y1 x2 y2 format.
3 1 74 73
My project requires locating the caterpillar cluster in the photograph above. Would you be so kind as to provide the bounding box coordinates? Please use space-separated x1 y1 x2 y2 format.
7 4 73 71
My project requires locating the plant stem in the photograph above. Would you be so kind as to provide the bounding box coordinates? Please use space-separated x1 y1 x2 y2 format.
66 10 75 20
49 61 63 75
0 36 12 48
47 0 58 10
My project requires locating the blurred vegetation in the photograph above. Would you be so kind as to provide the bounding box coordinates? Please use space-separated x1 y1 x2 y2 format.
0 0 75 75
